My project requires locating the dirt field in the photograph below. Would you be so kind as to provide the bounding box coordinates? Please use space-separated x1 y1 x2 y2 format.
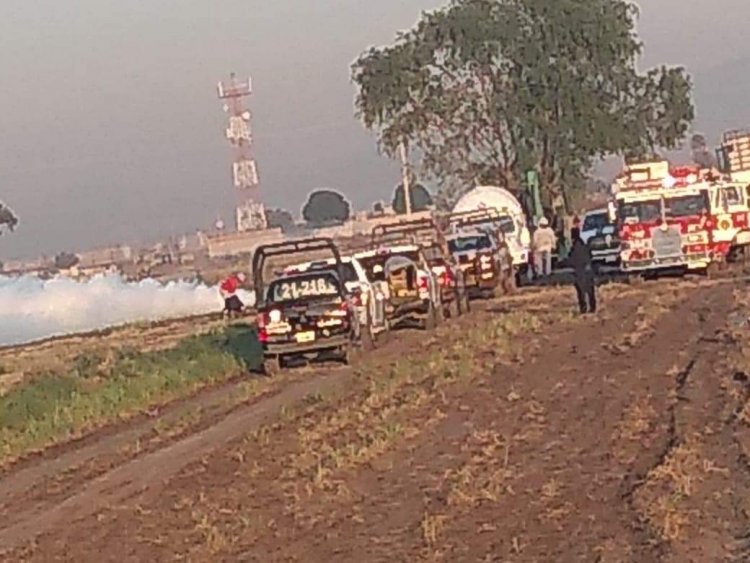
2 278 750 562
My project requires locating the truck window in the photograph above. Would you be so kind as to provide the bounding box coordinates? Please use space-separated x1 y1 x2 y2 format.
582 213 609 231
448 235 492 253
618 200 661 223
719 187 742 208
664 193 709 218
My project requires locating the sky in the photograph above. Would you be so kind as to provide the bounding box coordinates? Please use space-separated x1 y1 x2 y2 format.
1 0 749 259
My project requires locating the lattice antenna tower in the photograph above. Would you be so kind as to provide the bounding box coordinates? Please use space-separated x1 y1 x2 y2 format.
217 72 267 231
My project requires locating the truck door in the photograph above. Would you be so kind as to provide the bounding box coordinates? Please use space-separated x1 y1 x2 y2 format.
715 185 748 237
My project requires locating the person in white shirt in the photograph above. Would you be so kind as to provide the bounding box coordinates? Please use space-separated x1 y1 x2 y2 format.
532 217 557 278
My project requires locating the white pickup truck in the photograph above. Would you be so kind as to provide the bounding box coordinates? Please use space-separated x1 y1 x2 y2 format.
354 244 444 331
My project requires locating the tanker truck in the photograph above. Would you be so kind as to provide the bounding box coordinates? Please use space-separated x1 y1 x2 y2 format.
451 186 531 282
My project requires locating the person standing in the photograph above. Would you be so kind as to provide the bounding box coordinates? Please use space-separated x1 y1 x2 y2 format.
569 227 597 314
219 272 247 318
532 217 557 278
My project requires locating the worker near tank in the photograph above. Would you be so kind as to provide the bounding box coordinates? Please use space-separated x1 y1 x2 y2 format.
219 272 247 318
532 217 557 278
569 227 597 314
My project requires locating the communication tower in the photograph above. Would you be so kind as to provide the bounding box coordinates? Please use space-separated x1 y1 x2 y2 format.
217 72 267 231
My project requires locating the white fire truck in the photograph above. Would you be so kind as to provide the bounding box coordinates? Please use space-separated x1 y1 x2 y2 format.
609 161 713 277
712 130 750 261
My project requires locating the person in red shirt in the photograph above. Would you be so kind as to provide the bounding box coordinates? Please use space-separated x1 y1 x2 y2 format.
220 272 246 317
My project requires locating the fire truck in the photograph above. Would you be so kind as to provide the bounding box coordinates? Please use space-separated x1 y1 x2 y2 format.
609 160 713 277
712 130 750 261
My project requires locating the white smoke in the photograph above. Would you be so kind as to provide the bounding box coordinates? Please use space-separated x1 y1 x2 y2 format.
0 273 256 347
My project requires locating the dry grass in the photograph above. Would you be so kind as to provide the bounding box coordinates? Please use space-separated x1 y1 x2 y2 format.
633 439 708 542
446 430 512 507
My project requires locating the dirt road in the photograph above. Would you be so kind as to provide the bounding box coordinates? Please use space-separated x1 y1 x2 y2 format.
2 279 749 562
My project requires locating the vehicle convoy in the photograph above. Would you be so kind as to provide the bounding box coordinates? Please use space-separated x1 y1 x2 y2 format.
451 186 531 279
712 129 750 262
609 161 713 278
252 238 361 375
282 255 388 346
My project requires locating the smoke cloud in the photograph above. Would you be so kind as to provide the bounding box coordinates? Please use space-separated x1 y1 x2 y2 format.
0 274 255 347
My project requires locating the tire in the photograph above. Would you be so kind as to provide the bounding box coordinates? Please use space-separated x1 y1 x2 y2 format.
626 273 644 286
361 311 375 351
448 296 461 318
262 356 281 377
424 303 437 331
341 343 357 365
462 291 471 312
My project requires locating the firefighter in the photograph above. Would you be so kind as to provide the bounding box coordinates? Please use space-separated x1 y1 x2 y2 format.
220 272 247 318
569 227 597 314
532 217 557 279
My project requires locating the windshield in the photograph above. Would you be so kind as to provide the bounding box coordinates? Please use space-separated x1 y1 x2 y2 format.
582 212 609 231
359 250 420 280
268 273 340 303
299 261 358 284
664 193 708 218
618 200 661 223
448 235 493 253
496 216 515 234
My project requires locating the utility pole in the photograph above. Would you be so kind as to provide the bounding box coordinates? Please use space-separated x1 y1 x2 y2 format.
217 72 266 231
399 141 413 216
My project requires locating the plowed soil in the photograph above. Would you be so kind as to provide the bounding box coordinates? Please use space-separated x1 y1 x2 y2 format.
2 278 750 562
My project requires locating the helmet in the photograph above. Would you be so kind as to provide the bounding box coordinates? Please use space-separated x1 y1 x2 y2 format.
538 217 549 227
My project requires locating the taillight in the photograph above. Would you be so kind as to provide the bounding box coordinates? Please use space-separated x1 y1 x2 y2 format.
418 275 429 290
256 312 269 343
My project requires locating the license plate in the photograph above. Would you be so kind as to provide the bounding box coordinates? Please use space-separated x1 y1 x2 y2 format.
295 331 315 343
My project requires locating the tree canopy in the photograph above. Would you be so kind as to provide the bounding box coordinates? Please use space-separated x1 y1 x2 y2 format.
392 183 434 214
351 0 694 210
54 251 79 270
0 202 18 235
265 208 295 232
302 189 351 226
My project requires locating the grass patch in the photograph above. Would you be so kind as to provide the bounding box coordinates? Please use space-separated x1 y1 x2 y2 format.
0 323 262 464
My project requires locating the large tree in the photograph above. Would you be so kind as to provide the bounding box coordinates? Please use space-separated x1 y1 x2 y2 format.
302 189 351 226
0 202 18 235
351 0 694 211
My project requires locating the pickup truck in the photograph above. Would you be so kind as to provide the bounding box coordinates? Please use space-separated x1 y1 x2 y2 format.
283 255 388 347
354 243 443 330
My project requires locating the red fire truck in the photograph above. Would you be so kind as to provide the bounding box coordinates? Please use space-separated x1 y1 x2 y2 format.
609 161 713 277
712 130 750 261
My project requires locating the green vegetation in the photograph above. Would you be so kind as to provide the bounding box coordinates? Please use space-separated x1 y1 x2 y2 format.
301 189 351 226
352 0 694 210
392 182 433 214
0 324 262 464
0 201 17 235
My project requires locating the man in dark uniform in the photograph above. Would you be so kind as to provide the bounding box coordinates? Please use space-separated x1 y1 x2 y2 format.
569 227 596 314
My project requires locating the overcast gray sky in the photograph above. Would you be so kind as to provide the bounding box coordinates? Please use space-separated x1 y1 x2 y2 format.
1 0 749 259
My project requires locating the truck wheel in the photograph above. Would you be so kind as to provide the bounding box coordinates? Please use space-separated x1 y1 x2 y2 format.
262 356 281 377
360 312 375 351
341 343 357 365
424 304 437 331
626 273 644 286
